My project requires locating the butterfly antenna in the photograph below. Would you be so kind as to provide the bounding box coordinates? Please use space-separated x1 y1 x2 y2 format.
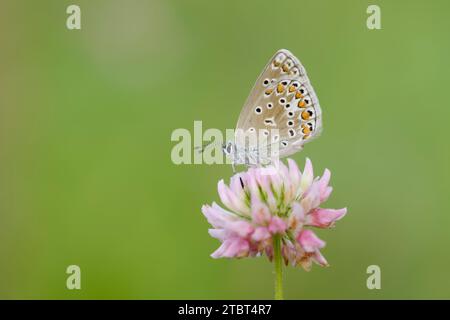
194 141 223 154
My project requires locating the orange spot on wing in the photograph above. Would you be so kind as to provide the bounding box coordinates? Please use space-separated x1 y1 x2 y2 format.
301 111 310 120
277 84 285 93
301 125 311 134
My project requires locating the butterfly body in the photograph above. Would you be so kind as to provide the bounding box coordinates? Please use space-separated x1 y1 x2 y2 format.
222 141 264 167
224 49 322 167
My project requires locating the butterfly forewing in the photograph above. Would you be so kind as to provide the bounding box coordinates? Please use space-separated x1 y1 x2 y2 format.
235 49 322 160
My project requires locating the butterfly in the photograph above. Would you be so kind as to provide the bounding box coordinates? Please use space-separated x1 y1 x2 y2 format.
195 49 322 170
221 49 322 170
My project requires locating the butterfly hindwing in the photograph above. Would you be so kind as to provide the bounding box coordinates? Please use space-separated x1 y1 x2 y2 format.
235 49 322 158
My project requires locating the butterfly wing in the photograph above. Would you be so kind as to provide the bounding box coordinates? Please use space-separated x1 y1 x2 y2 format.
235 49 322 159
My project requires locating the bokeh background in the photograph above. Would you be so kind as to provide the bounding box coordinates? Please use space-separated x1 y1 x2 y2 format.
1 0 450 299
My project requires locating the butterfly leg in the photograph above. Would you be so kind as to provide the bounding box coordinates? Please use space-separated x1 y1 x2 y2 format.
239 176 245 189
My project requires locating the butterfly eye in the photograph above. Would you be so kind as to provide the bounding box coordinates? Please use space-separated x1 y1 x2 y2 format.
262 129 269 136
281 140 288 147
225 143 233 154
255 106 262 114
284 103 291 110
267 103 273 109
248 127 256 133
281 80 289 86
287 120 294 127
272 135 279 142
304 98 312 106
279 98 286 105
287 111 295 118
263 79 270 86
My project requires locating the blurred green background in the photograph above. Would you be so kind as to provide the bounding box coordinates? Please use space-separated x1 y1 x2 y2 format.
1 0 450 299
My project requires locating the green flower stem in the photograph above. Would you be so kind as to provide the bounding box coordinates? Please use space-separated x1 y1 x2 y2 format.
273 234 283 300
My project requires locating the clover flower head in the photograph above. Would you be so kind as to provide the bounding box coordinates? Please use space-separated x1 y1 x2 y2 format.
201 158 347 271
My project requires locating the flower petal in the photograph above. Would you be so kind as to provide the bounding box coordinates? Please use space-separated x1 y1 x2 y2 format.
318 169 331 192
254 169 278 211
227 220 254 237
306 208 347 228
287 158 302 198
246 169 264 203
313 250 329 267
320 186 333 203
230 174 246 195
288 202 305 234
268 216 287 234
297 230 326 252
251 200 271 225
208 228 225 240
251 227 271 242
300 182 322 213
201 203 236 229
287 158 301 187
210 241 228 258
218 179 249 216
298 255 313 271
223 239 249 258
211 238 249 258
300 158 314 192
